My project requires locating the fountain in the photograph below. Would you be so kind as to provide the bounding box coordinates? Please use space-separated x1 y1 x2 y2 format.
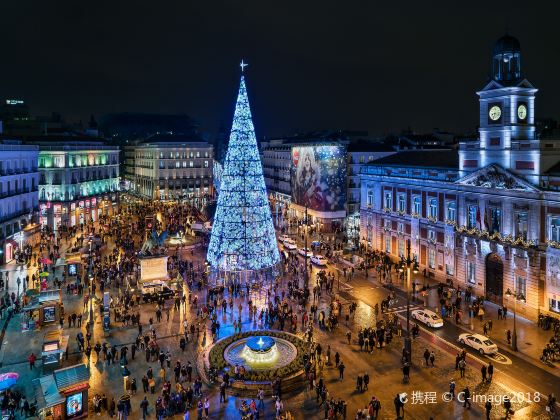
222 333 298 371
240 336 279 366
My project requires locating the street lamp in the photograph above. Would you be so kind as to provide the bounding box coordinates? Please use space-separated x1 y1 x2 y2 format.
505 288 525 352
399 239 419 364
304 205 308 287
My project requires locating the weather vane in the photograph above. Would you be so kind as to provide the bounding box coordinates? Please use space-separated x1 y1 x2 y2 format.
240 59 248 73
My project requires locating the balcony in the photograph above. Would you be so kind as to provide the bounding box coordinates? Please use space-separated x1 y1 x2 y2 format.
453 222 536 249
0 209 32 224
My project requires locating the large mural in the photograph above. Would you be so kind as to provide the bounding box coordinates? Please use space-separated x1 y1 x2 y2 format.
291 145 347 212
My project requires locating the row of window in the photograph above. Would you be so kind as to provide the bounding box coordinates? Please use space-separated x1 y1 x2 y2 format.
159 161 210 169
369 191 532 240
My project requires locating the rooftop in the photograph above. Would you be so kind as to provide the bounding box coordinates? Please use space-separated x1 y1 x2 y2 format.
365 149 459 170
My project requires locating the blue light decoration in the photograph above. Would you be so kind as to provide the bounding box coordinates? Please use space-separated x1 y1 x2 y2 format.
207 68 280 273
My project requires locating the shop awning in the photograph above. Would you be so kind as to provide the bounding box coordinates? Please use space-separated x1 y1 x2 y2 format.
32 376 65 410
39 289 61 303
53 364 90 392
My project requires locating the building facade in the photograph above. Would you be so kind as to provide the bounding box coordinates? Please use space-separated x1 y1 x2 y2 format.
261 134 395 236
360 35 560 320
36 139 120 229
0 141 40 263
133 136 214 206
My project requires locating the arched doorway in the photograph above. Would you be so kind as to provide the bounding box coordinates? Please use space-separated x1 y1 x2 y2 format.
485 253 503 305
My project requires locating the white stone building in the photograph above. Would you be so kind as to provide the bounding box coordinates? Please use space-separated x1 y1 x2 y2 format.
0 141 39 262
360 35 560 320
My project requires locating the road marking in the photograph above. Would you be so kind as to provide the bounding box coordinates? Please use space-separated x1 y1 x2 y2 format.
485 352 512 365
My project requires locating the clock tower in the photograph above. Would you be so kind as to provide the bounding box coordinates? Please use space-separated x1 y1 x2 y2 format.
459 34 544 184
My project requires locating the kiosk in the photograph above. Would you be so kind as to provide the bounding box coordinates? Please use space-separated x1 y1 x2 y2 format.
32 363 90 419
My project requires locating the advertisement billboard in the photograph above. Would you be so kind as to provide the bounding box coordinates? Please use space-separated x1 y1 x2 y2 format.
291 145 347 212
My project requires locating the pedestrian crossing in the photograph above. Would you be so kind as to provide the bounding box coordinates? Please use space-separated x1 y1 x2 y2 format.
384 305 421 314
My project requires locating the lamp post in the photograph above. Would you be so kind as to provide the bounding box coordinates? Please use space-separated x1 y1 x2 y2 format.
399 239 419 364
505 288 525 352
304 205 308 287
88 239 94 328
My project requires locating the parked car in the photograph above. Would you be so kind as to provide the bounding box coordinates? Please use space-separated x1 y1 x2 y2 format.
279 234 290 243
411 309 444 328
458 333 498 355
310 255 328 266
283 238 297 250
298 247 313 258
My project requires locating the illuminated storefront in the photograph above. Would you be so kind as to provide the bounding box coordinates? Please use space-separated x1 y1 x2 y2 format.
36 140 120 230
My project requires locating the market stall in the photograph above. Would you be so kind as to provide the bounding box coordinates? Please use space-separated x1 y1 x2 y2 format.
21 289 63 331
32 363 90 420
42 329 69 373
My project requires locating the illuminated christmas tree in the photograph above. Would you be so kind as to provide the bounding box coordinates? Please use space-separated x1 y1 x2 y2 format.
207 63 280 273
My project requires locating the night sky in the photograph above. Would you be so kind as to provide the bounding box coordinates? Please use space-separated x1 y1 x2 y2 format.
1 1 559 137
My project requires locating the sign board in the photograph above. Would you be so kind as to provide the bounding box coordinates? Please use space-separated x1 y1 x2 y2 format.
139 256 169 283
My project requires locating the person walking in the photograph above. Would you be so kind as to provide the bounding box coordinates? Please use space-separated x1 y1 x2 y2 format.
481 365 487 382
140 397 149 419
219 381 227 403
28 353 36 370
338 361 345 380
487 362 494 382
363 372 369 391
423 349 430 367
485 401 492 420
506 329 512 345
429 351 435 367
458 358 466 378
462 387 471 409
504 396 513 419
394 394 404 418
449 379 456 400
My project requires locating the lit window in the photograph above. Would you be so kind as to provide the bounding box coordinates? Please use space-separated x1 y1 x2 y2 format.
446 263 454 276
428 230 436 242
467 261 476 284
398 239 404 257
429 198 438 219
515 212 528 240
367 190 374 207
467 206 478 229
384 191 392 209
398 194 406 212
428 248 436 268
204 161 209 168
385 236 391 253
551 217 560 242
413 196 421 214
515 276 527 299
446 201 456 222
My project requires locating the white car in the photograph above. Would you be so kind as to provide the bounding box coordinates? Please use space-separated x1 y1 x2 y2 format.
283 239 297 250
278 234 290 243
458 333 498 355
298 247 313 258
411 309 444 328
311 255 328 266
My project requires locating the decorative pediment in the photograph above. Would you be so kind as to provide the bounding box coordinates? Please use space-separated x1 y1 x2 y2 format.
478 78 536 93
456 164 539 192
480 80 504 91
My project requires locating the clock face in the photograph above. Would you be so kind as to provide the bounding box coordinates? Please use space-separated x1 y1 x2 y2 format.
489 105 502 121
518 104 527 120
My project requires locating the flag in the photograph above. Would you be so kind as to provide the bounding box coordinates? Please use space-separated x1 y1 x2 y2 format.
484 208 492 232
476 206 481 227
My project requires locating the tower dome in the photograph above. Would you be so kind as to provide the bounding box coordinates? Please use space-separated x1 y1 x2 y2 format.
492 34 522 84
493 34 521 56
